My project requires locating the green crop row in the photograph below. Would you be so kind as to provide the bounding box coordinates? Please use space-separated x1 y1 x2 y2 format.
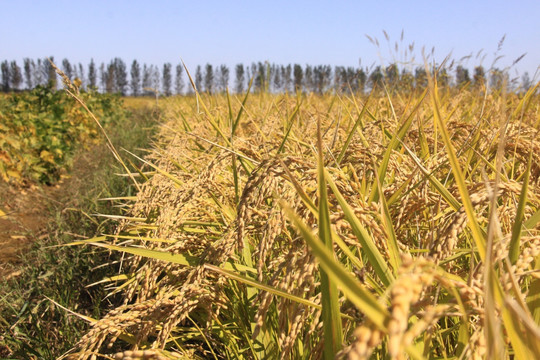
0 85 127 184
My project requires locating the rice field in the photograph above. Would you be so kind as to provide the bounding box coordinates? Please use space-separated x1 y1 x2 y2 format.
62 74 540 359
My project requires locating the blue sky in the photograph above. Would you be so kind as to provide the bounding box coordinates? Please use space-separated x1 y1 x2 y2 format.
2 0 539 78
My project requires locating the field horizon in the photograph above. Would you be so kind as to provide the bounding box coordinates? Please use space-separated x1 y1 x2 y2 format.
1 59 539 359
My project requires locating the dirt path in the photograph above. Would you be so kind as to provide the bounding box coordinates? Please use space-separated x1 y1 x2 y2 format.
0 106 156 280
0 141 111 278
0 182 62 278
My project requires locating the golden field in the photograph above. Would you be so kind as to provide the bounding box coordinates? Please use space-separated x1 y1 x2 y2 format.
59 81 540 359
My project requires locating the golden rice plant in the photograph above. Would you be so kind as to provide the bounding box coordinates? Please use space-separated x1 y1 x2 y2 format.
59 71 540 359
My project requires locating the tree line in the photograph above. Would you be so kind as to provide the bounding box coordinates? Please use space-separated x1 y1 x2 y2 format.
0 57 532 95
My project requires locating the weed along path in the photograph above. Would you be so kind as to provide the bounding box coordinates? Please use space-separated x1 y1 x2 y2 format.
0 87 140 277
0 183 53 276
0 92 157 278
0 108 157 277
0 145 115 278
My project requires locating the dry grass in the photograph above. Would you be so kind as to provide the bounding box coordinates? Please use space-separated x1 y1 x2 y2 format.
122 96 160 110
59 83 540 359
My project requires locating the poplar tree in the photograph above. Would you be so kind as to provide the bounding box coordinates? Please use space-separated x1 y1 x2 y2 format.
473 66 486 88
414 67 427 89
45 56 57 89
259 62 268 92
283 65 292 92
400 69 414 92
218 64 229 92
273 65 282 92
356 68 367 93
23 58 34 89
99 63 106 92
455 65 470 87
1 61 10 92
105 62 115 93
175 64 184 95
113 58 128 95
293 64 303 91
304 65 313 92
142 64 151 95
314 65 331 94
78 63 85 88
490 68 507 91
235 64 245 93
162 63 172 96
521 72 531 91
151 65 161 94
10 61 22 90
334 66 344 92
248 63 259 91
368 66 383 90
88 59 97 89
34 59 45 86
252 62 266 92
195 65 202 92
130 60 141 96
62 58 73 80
204 63 214 93
437 67 450 88
385 63 399 89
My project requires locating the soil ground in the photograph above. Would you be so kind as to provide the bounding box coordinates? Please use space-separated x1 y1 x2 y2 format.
0 183 56 278
0 143 112 279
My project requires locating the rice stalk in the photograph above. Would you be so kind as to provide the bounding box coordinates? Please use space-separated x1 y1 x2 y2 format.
53 77 540 359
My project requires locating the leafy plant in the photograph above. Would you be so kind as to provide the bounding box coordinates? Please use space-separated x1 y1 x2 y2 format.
0 85 127 184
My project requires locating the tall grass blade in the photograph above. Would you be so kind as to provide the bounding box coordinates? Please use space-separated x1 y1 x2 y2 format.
122 148 184 187
276 98 302 154
496 281 538 359
400 141 461 211
182 60 232 147
226 89 241 206
86 242 359 319
509 151 532 264
325 171 395 284
337 92 372 164
88 242 255 274
231 78 254 136
282 202 389 330
428 73 486 260
504 298 540 356
280 160 370 278
372 159 402 272
316 120 344 358
528 257 540 323
368 89 427 202
511 82 540 119
524 209 540 230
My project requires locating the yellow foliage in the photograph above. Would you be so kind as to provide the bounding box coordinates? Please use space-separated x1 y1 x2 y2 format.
39 150 55 163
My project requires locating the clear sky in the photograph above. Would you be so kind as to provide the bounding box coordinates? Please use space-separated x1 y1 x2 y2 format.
2 0 539 79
